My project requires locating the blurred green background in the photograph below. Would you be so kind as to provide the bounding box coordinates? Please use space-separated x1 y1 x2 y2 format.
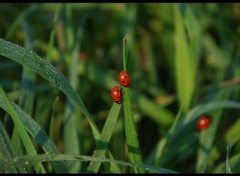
0 3 240 173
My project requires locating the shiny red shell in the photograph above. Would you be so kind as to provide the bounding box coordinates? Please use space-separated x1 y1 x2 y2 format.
197 115 211 130
118 71 130 87
111 86 121 103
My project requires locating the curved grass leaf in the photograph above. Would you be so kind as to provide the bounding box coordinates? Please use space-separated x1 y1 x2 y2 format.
155 101 240 171
0 154 178 174
185 100 240 173
184 101 240 125
0 37 100 140
179 101 240 145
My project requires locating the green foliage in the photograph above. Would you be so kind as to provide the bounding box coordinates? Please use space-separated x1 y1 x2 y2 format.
0 3 240 173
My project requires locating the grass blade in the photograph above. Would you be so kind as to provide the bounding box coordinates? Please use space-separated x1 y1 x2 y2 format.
62 4 81 173
11 21 37 161
0 88 68 173
137 28 159 86
209 117 240 166
174 4 196 112
0 120 18 173
0 86 45 173
226 139 232 174
0 154 178 174
212 153 240 173
87 102 121 172
122 36 143 173
196 110 222 173
134 93 174 126
46 3 60 62
6 4 40 40
19 21 36 115
158 134 197 168
104 151 122 173
153 100 240 171
145 107 183 165
183 101 240 125
196 89 233 173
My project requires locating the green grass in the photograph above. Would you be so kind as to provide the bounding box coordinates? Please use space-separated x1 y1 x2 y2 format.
0 3 240 173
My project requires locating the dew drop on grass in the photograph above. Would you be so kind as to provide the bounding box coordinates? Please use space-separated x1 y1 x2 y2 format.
132 163 140 169
25 161 29 165
86 157 92 162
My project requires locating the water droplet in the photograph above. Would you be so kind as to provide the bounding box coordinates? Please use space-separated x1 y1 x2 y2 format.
25 161 29 165
13 158 17 162
133 163 139 168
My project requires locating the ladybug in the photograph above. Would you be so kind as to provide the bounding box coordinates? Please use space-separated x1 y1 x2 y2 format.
111 86 121 103
197 115 211 130
118 71 130 87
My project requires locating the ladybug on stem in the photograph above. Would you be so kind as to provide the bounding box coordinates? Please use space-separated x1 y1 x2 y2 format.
197 115 211 130
111 86 121 103
118 71 130 87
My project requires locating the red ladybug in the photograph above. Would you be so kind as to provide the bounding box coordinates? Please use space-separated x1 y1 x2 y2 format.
111 86 121 103
197 115 211 130
118 71 130 87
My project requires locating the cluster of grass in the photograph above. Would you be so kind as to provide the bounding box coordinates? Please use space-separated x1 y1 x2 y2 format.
0 3 240 173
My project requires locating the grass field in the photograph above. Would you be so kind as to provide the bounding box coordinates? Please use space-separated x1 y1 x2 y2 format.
0 3 240 173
